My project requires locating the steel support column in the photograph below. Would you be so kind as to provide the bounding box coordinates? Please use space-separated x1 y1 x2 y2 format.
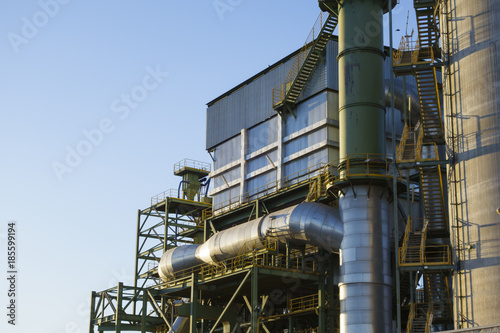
190 273 199 333
251 267 259 333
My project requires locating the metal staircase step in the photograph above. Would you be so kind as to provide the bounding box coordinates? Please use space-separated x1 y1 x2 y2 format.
273 13 338 114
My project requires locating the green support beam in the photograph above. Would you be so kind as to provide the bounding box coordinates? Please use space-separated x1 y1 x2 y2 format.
251 267 259 333
190 273 199 333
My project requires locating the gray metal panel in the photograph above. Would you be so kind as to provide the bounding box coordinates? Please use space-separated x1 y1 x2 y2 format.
284 92 328 136
206 38 415 150
339 185 392 333
284 149 329 177
206 57 294 150
299 57 328 102
247 116 279 154
327 40 340 91
214 135 241 169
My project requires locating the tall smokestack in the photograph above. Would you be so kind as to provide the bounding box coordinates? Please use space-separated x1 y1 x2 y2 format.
325 0 396 332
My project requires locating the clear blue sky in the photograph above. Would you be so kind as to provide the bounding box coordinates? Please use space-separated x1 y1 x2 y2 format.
0 1 415 332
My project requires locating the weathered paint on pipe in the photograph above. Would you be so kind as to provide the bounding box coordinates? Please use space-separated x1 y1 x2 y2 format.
338 0 386 159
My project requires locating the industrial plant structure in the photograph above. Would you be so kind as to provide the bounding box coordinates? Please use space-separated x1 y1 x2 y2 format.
89 0 500 332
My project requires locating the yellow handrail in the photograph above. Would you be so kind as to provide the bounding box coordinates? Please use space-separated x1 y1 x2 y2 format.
406 302 416 333
425 303 434 333
412 39 421 64
272 12 330 107
289 294 319 313
420 219 429 263
400 216 412 265
157 237 320 289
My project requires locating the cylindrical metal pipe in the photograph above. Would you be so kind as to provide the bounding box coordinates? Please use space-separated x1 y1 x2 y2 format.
338 0 386 160
336 1 393 332
339 185 392 333
443 0 500 328
158 202 343 280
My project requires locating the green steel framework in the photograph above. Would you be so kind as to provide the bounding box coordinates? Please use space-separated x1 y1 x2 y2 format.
88 1 456 332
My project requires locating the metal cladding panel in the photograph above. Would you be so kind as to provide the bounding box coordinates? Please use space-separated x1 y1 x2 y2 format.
246 170 277 196
444 0 500 327
206 38 414 150
327 40 340 91
213 134 241 170
206 57 294 150
339 185 392 333
284 92 328 136
299 57 328 102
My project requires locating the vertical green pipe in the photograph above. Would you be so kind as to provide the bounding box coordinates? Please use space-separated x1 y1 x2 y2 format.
141 291 147 333
89 291 96 333
338 0 386 161
388 0 402 331
133 209 141 314
190 273 198 333
116 283 123 333
318 250 326 333
251 267 259 333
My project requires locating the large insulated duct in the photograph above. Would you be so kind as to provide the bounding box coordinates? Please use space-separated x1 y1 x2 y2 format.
336 0 393 332
158 202 343 280
443 0 500 328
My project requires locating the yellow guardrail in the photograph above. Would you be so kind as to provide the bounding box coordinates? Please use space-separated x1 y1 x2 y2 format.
151 188 179 205
210 162 329 217
174 158 211 174
294 329 319 333
416 129 439 161
203 155 401 222
393 35 439 67
272 12 329 107
426 303 434 333
289 294 319 313
156 238 320 289
400 218 451 266
338 153 397 180
400 216 412 263
412 39 421 63
397 125 419 163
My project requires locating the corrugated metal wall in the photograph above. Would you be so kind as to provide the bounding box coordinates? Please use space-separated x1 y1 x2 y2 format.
206 38 415 150
205 55 293 150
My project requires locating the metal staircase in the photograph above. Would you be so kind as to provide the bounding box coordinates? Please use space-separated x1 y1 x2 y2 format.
272 12 338 117
394 1 453 331
406 302 435 333
397 125 419 164
424 272 451 322
416 66 444 143
419 164 447 234
400 218 427 266
414 1 440 50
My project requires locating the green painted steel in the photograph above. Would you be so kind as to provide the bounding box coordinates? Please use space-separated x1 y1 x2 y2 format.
251 267 259 333
190 273 199 333
337 0 386 160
